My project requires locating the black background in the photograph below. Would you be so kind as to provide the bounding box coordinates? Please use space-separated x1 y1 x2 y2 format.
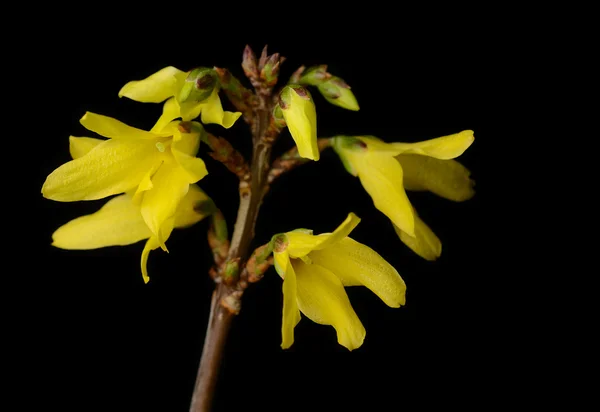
25 13 498 412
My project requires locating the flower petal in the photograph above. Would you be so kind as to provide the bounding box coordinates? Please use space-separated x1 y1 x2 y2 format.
293 260 366 351
391 130 474 159
198 88 242 128
42 139 162 201
132 160 164 204
51 193 152 250
69 136 103 159
172 129 208 183
286 213 361 259
310 237 407 307
140 161 190 248
283 88 319 160
173 184 212 228
118 66 187 103
151 98 182 133
141 236 161 284
274 251 301 349
397 154 475 201
355 152 415 237
393 214 442 261
80 112 169 140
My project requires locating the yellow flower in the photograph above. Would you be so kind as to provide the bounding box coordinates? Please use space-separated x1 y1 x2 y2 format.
332 130 475 261
118 66 242 132
51 184 213 283
272 213 406 351
42 112 208 250
279 85 319 160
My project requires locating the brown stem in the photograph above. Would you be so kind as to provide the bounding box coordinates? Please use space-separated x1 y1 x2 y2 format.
189 79 276 412
267 138 332 185
205 133 250 181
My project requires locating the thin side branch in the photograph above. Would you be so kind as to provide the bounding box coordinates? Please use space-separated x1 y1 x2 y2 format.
243 242 274 284
205 133 250 181
267 138 333 184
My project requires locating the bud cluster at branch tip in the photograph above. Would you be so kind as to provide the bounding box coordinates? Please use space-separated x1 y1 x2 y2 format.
243 45 286 94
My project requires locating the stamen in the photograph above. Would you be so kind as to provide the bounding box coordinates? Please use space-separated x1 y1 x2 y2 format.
155 142 166 152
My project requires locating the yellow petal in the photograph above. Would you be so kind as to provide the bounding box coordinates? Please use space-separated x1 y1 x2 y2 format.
171 149 208 184
354 152 415 236
140 161 190 248
132 160 164 204
397 154 475 201
286 213 361 259
141 236 161 284
118 66 187 103
282 88 319 160
141 217 175 283
198 88 242 128
51 193 152 250
293 260 366 351
80 112 169 140
274 251 302 349
391 130 474 160
69 136 103 159
309 237 407 307
151 98 182 133
173 184 212 228
179 100 203 122
360 136 404 156
42 139 162 201
394 214 442 261
172 128 207 183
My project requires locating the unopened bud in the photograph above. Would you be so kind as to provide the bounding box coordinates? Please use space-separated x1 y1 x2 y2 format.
260 53 285 86
242 45 258 79
272 104 286 128
279 85 319 161
177 67 217 104
299 65 332 85
317 76 360 111
258 45 269 70
224 258 240 283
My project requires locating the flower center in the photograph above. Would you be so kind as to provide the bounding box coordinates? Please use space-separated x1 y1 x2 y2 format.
154 138 173 153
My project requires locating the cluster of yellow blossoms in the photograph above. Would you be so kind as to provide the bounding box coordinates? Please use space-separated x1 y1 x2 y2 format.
42 64 474 350
43 67 240 283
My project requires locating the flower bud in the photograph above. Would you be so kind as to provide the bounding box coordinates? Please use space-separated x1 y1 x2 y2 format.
242 44 258 79
317 76 360 111
279 85 319 161
260 53 285 86
177 67 218 104
272 104 286 129
299 65 332 85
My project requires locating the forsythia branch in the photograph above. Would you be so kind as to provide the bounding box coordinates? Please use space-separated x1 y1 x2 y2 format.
205 133 250 181
267 138 333 184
